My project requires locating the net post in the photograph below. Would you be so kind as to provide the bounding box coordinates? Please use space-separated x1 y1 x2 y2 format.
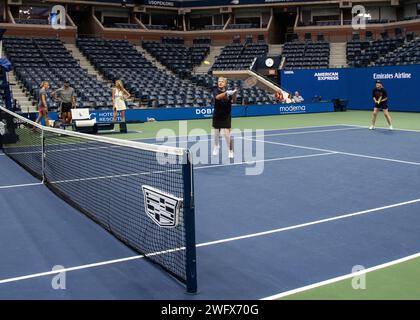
41 128 45 183
182 150 197 294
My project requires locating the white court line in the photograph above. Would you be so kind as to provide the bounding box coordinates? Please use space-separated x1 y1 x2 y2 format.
339 124 420 133
0 182 43 190
49 152 336 184
0 252 164 285
261 252 420 300
149 127 362 146
133 124 356 142
263 127 361 137
195 152 336 170
245 138 420 166
1 196 419 285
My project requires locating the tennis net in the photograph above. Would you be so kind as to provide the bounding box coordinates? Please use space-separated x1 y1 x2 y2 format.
0 106 197 293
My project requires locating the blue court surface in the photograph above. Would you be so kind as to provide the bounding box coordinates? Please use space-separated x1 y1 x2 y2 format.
1 124 420 299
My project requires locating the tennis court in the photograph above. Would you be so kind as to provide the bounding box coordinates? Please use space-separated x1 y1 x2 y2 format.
1 110 420 299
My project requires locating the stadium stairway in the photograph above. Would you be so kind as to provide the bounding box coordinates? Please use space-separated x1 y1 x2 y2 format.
193 45 223 74
329 42 347 68
2 48 35 112
64 44 110 85
268 44 283 57
8 72 35 112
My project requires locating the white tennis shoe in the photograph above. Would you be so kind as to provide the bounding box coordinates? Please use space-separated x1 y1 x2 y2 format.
228 150 234 159
369 125 375 130
212 145 219 156
389 125 394 130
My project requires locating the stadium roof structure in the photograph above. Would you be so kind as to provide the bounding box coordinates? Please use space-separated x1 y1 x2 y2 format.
54 0 396 9
140 0 331 6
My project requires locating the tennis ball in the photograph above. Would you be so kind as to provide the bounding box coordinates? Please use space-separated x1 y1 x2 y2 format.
203 60 210 65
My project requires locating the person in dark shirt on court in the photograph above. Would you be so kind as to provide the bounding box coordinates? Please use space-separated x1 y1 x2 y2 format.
212 77 237 159
370 81 393 130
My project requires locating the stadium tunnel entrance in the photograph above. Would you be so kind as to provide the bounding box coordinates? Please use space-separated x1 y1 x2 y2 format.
273 9 297 44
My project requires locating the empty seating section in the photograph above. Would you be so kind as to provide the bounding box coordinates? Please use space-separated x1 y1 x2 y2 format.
190 46 210 67
300 17 420 26
344 19 399 25
299 21 341 26
78 38 274 108
346 36 407 67
142 41 192 78
316 21 341 26
375 37 420 66
402 15 420 21
204 25 224 30
190 74 275 105
193 37 211 45
4 38 46 68
346 40 373 67
15 18 48 25
282 41 330 69
5 36 275 110
113 23 141 29
367 19 396 24
3 37 111 111
212 44 247 70
227 24 259 29
145 25 169 30
34 38 79 68
142 37 210 78
211 42 268 71
77 38 154 74
161 37 184 45
16 68 111 110
104 68 213 108
77 38 214 108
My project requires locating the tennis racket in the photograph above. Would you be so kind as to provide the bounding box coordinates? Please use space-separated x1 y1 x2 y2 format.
242 76 258 89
